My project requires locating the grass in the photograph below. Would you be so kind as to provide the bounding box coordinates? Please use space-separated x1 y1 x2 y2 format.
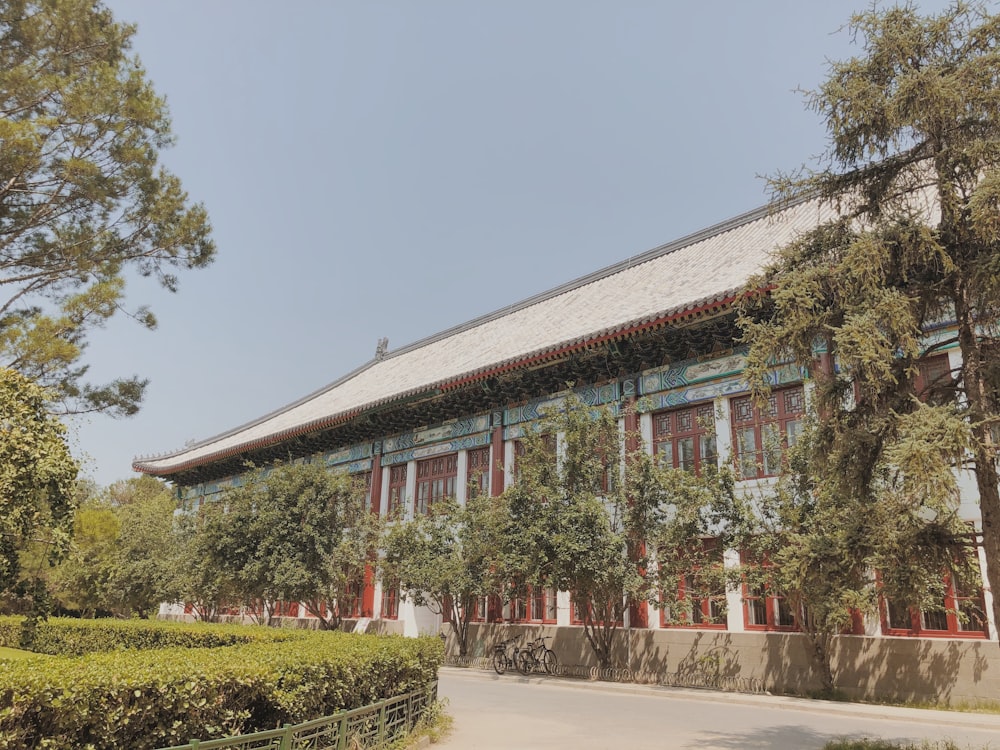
395 699 453 748
0 645 43 660
824 741 982 750
802 689 1000 716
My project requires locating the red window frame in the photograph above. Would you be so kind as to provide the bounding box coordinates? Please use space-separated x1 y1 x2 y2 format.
381 580 399 620
344 580 363 619
740 552 799 632
467 447 491 498
508 585 558 624
915 353 953 401
387 465 407 518
570 595 624 627
881 574 989 639
731 385 805 479
653 402 718 474
660 539 727 629
415 454 457 515
354 470 373 513
513 433 557 482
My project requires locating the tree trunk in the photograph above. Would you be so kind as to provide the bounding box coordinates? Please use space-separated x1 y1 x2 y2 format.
953 280 1000 639
803 629 835 693
448 599 471 657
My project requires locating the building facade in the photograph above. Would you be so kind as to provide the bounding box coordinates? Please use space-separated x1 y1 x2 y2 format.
136 197 998 701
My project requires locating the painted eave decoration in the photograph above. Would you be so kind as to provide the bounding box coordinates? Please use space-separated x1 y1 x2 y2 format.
133 196 836 477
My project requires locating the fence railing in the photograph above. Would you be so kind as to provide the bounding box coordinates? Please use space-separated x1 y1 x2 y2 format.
443 655 765 694
156 681 437 750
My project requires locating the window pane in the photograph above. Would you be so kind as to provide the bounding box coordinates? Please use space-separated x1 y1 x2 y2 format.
921 608 949 631
701 434 718 466
775 598 795 628
676 437 695 472
656 441 673 468
738 427 758 478
761 423 780 475
545 588 558 621
786 419 803 447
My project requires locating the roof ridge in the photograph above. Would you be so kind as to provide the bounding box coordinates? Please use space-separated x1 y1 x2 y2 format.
382 197 792 360
134 194 804 467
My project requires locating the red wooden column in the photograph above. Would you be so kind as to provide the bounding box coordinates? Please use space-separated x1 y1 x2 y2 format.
489 410 505 499
488 410 506 622
369 443 384 515
362 443 384 618
623 384 649 628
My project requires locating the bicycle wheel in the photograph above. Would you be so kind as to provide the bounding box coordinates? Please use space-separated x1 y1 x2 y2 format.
516 650 535 675
541 648 557 674
492 652 508 675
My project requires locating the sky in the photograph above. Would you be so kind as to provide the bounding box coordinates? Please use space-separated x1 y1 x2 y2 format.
76 0 958 487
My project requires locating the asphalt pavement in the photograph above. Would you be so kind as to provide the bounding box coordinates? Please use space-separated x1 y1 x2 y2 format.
433 666 1000 749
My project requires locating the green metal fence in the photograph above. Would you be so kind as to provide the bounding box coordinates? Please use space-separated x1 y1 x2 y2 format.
156 681 437 750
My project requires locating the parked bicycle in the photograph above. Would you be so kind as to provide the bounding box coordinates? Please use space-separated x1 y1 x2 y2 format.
517 635 557 675
491 636 522 675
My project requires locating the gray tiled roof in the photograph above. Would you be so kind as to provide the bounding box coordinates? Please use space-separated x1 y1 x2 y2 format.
134 197 837 475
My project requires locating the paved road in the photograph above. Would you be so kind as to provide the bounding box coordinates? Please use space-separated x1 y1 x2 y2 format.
435 668 1000 749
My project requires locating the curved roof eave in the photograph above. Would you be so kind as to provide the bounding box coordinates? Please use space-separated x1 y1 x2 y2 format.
134 192 836 479
132 288 741 478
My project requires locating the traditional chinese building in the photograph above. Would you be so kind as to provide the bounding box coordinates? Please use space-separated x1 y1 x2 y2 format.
136 195 998 702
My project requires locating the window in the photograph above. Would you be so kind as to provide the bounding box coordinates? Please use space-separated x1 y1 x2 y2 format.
513 433 557 483
594 441 618 495
343 580 363 619
882 573 989 639
467 447 491 498
732 386 805 479
387 465 407 517
415 454 457 514
741 553 799 631
465 595 490 622
654 403 717 473
660 540 727 629
915 353 953 404
509 586 558 623
355 471 373 512
570 595 623 627
743 582 797 630
381 580 399 620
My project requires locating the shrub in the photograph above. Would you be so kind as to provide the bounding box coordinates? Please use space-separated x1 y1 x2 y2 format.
0 616 284 656
0 618 443 749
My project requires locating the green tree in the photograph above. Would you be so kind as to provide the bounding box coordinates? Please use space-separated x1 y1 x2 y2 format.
639 451 742 631
382 495 506 657
0 0 214 416
103 475 178 617
500 398 650 669
0 368 79 598
47 495 119 616
205 463 377 628
738 2 1000 672
172 509 234 622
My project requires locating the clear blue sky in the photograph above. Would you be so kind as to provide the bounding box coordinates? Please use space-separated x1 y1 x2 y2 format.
78 0 955 487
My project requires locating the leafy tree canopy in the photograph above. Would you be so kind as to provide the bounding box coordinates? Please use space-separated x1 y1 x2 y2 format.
499 395 736 668
199 462 377 628
382 495 506 656
0 0 214 416
0 367 79 594
739 0 1000 665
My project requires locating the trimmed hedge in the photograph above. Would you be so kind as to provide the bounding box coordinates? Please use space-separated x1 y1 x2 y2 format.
0 616 288 656
0 618 443 750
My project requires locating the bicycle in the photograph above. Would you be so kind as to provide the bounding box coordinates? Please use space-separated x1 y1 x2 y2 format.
491 636 522 675
516 635 557 675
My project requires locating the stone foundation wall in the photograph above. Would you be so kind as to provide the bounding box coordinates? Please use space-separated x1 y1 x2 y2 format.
447 622 1000 705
